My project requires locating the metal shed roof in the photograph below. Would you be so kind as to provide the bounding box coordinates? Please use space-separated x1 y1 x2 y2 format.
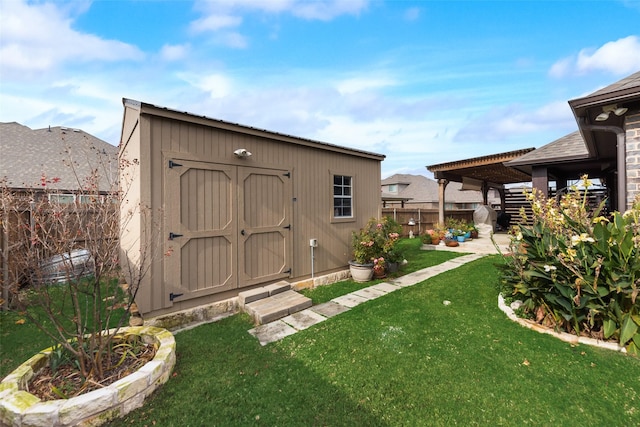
123 98 386 161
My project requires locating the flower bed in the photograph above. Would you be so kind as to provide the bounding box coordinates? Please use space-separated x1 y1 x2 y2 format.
0 326 176 427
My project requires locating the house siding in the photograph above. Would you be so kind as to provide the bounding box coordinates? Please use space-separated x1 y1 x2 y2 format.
627 111 640 208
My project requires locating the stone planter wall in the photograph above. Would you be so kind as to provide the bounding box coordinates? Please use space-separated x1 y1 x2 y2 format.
0 326 176 427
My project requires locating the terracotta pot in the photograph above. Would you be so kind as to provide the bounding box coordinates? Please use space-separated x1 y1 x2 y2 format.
373 267 386 279
431 237 440 246
445 239 459 247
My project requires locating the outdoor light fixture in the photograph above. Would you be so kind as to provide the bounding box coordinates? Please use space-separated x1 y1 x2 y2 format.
595 104 629 121
233 148 252 158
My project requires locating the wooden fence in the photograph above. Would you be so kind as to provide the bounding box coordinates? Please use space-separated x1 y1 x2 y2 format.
381 208 474 237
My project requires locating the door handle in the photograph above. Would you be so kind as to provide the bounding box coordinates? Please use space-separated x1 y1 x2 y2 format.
241 229 246 236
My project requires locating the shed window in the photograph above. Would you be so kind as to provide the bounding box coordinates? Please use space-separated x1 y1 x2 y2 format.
333 175 352 218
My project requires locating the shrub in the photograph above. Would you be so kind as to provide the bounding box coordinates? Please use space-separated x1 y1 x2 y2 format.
0 148 158 386
351 216 402 264
497 176 640 355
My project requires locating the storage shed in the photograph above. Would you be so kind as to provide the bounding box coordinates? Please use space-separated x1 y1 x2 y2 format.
119 99 385 318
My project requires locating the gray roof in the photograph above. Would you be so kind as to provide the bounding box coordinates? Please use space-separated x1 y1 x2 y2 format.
0 122 119 191
506 131 589 166
381 174 492 203
579 70 640 101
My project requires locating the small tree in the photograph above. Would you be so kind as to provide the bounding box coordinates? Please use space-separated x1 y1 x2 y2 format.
0 139 158 388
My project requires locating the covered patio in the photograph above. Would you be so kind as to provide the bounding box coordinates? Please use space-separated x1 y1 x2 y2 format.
426 148 534 225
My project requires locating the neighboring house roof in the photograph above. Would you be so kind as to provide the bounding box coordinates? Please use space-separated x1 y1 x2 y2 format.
0 122 118 192
506 131 589 167
569 70 640 110
381 174 494 204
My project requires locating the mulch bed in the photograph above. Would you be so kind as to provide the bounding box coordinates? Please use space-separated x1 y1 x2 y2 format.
28 343 156 401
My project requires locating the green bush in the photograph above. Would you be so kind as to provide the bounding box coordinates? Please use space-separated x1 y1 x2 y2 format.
497 177 640 355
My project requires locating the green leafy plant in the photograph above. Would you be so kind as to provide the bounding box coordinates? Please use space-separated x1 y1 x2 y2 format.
497 176 640 355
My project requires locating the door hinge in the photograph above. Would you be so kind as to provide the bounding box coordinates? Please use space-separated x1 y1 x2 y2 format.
169 232 183 240
168 160 183 168
169 292 183 302
283 171 291 178
284 268 292 275
283 224 291 230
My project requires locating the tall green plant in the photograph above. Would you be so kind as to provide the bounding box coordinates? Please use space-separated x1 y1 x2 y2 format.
497 177 640 355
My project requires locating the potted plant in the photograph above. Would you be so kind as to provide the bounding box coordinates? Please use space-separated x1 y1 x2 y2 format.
443 230 459 247
373 257 386 278
350 217 402 282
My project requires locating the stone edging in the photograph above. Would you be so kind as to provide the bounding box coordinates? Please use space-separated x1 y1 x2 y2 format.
497 294 626 353
0 326 176 427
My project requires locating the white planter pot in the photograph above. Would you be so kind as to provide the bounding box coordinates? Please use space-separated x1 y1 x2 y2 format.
349 261 374 282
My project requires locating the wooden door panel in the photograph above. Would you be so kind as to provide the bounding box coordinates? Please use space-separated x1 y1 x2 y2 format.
165 158 236 305
238 167 291 287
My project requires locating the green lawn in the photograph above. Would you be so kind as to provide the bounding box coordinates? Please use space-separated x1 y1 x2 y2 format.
117 253 639 426
2 240 638 426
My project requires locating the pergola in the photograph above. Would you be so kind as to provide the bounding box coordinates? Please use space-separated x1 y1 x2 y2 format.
426 148 535 224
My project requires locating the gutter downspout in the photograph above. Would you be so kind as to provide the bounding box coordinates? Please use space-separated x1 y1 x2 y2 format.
579 119 626 212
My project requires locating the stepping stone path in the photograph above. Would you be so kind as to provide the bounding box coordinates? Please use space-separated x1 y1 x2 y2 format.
248 253 485 345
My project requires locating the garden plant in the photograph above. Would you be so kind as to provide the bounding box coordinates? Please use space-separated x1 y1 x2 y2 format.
0 147 159 397
497 176 640 355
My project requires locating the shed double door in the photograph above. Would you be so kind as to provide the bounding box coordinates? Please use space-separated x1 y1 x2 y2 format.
164 158 291 307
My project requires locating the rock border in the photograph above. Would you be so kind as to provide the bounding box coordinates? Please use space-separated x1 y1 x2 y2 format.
0 326 176 427
497 294 626 353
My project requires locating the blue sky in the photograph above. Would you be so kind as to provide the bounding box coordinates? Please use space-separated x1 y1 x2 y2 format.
1 0 640 178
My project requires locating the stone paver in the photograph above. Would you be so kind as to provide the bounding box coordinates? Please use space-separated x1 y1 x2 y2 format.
352 287 387 300
248 321 298 345
331 293 369 308
310 301 351 318
248 250 490 345
281 309 326 330
368 282 401 293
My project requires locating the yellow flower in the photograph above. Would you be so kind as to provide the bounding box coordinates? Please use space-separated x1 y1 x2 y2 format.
592 216 609 224
571 233 595 246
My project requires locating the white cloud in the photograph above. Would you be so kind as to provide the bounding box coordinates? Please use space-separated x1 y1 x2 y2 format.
0 0 143 78
404 7 421 21
549 36 640 77
455 100 575 143
177 72 234 99
159 44 190 61
190 14 243 32
576 36 640 75
290 0 369 21
190 0 369 47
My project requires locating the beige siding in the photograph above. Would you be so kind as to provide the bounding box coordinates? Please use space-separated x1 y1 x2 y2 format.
121 101 383 317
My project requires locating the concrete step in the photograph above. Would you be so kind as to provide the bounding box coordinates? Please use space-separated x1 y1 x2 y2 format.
238 281 291 308
244 289 312 325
